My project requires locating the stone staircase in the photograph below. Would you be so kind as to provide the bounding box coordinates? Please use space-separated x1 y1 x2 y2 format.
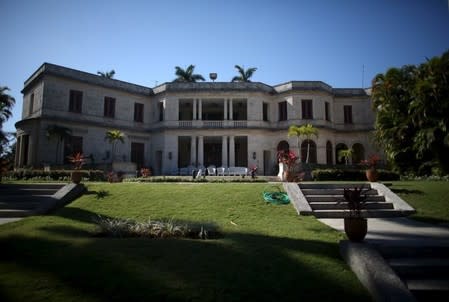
0 184 65 218
372 243 449 301
284 182 415 218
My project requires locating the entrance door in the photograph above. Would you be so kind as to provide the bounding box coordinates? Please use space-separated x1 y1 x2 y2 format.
155 151 163 175
131 142 145 169
263 150 271 175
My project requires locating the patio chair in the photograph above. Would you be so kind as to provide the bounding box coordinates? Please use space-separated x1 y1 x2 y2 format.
216 167 227 176
207 165 216 176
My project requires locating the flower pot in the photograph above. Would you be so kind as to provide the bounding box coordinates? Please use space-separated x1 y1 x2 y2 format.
344 217 368 242
71 171 83 184
365 168 379 182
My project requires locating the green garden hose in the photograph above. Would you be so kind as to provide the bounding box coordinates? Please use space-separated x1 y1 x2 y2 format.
263 186 290 205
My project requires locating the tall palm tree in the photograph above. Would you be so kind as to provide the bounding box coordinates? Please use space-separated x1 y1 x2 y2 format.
231 65 257 82
46 125 72 163
173 65 205 83
105 129 125 161
338 148 353 165
288 124 318 163
0 86 15 124
97 70 115 79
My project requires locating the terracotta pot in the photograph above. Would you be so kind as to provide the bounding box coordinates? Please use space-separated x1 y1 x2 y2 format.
365 168 379 182
344 217 368 242
71 171 83 184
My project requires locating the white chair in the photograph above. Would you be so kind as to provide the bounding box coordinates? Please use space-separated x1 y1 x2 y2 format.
207 165 216 176
217 167 226 176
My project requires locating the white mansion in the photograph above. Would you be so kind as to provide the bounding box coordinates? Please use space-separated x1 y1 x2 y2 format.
15 63 377 175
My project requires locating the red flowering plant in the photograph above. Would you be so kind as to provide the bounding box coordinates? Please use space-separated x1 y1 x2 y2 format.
67 152 86 170
277 149 299 172
249 164 258 179
360 154 381 169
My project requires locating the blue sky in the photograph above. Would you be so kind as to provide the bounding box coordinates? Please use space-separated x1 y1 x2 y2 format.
1 0 448 132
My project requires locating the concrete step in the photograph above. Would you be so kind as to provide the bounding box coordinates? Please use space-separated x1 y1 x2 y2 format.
389 258 449 279
0 201 40 210
0 209 34 218
0 184 64 190
299 183 373 189
307 195 386 202
301 189 379 196
0 195 54 203
310 202 394 210
313 209 411 218
373 245 449 258
0 188 60 195
406 279 449 291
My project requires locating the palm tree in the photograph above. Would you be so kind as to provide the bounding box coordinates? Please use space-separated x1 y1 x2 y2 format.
173 65 205 83
46 125 72 163
0 86 15 124
288 124 318 163
97 70 115 79
104 129 125 161
338 148 353 165
231 65 257 82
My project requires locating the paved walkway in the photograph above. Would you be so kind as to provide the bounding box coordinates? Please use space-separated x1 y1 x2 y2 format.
0 218 23 225
319 217 449 245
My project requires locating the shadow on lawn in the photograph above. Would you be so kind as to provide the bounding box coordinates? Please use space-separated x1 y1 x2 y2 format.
391 188 424 195
0 207 370 301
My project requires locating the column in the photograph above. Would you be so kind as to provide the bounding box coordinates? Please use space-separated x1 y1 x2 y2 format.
224 99 228 120
190 136 197 165
193 99 197 120
198 136 204 167
18 135 24 167
229 135 235 167
15 136 21 167
198 99 202 120
222 136 228 167
229 99 233 120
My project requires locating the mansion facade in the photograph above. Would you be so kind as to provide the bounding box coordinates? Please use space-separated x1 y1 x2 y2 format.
15 63 377 175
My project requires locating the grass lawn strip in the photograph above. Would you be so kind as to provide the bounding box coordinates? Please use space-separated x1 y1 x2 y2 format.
0 183 371 302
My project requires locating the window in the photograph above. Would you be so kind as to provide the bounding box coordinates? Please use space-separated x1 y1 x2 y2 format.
64 136 83 164
104 97 116 118
263 103 269 121
69 90 83 113
325 102 330 121
134 103 144 122
344 105 353 124
278 101 287 121
302 99 313 119
29 93 34 115
158 102 164 121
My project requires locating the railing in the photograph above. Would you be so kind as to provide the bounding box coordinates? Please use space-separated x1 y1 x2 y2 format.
179 121 193 128
203 121 223 128
233 121 247 128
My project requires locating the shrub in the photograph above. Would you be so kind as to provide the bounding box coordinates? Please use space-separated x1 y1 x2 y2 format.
312 168 399 181
6 169 106 181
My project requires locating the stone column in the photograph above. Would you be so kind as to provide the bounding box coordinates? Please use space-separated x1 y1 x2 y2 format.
222 136 228 167
229 135 235 167
190 136 197 165
193 99 197 120
18 135 25 167
198 136 204 167
198 99 202 120
229 99 233 120
224 99 228 120
15 136 21 167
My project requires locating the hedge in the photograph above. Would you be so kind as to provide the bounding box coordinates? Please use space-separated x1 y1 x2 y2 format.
5 170 106 181
312 169 400 181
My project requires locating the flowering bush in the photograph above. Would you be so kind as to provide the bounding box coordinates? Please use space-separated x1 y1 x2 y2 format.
277 150 298 170
360 154 381 169
140 168 152 177
67 152 86 170
249 165 258 179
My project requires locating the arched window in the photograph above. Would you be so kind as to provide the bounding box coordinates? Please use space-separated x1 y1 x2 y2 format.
301 140 317 164
336 143 348 165
352 143 365 164
326 141 333 165
277 140 289 152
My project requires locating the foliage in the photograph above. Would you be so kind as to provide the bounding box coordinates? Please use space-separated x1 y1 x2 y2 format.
372 49 449 174
104 129 125 161
173 65 205 83
4 169 106 181
66 152 86 170
288 124 318 163
338 149 353 165
312 168 400 181
360 154 381 169
97 70 115 79
140 167 152 177
0 86 15 123
277 149 298 170
0 86 15 171
231 65 257 82
341 186 369 218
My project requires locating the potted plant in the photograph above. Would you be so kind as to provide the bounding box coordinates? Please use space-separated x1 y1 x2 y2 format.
340 185 370 242
67 152 86 184
361 154 380 182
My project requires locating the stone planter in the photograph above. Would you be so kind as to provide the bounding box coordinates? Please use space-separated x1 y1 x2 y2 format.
365 168 379 182
344 217 368 242
71 171 83 184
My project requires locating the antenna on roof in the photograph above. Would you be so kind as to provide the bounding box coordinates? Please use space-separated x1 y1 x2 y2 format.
362 64 365 89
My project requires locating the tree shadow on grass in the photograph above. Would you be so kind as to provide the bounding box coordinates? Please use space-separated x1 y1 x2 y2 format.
0 221 371 302
391 188 424 195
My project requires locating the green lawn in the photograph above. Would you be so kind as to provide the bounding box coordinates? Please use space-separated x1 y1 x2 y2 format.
0 183 371 302
390 181 449 223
